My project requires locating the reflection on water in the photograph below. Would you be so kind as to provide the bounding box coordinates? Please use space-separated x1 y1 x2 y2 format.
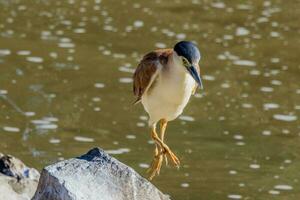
0 0 300 199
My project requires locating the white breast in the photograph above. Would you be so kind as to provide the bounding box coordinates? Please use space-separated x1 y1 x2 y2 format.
142 62 195 126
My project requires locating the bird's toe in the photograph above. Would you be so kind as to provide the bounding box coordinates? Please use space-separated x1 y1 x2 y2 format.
148 154 163 180
163 147 180 167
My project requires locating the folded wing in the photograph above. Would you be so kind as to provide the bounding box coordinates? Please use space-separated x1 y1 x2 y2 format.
133 49 172 104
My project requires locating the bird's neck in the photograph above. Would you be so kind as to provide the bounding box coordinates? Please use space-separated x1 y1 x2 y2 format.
169 53 186 75
164 53 195 93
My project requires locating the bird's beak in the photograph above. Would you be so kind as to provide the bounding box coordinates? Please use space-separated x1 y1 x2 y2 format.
186 65 203 89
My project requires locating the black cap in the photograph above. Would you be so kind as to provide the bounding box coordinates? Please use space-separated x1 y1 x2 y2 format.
174 41 201 64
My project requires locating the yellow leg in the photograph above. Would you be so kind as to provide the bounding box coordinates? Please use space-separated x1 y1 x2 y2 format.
148 124 163 180
160 119 168 165
148 120 180 180
158 119 180 167
160 119 168 142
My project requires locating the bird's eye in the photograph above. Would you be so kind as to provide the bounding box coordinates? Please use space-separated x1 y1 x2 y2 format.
182 57 190 66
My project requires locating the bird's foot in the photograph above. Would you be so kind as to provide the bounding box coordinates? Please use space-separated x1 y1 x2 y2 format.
147 144 180 180
148 153 163 180
161 145 180 167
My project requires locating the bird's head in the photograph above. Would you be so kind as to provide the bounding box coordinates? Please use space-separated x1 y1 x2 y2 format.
174 41 203 89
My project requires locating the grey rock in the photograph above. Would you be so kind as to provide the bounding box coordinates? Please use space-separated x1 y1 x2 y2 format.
0 153 40 181
33 147 170 200
0 153 40 200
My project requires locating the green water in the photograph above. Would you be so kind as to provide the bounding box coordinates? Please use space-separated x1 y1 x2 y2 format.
0 0 300 199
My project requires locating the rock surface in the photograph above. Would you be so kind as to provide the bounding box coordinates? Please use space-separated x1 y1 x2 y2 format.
32 147 170 200
0 153 40 200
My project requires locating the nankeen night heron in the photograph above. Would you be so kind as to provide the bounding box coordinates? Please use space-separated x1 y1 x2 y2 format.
133 41 203 180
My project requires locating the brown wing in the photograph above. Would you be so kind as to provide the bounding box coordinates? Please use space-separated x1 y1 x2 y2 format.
133 49 173 104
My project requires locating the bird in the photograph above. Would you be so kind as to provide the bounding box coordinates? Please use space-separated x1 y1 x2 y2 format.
133 41 203 180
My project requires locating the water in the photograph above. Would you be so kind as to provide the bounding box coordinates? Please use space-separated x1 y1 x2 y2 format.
0 0 300 199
